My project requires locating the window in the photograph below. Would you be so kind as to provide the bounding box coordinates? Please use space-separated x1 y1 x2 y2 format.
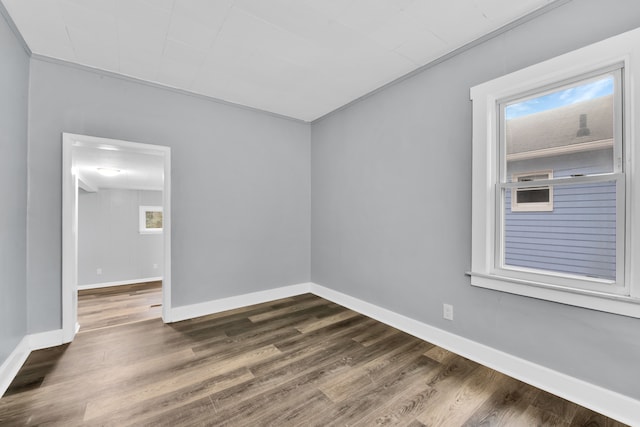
511 171 553 212
470 27 640 318
139 206 163 234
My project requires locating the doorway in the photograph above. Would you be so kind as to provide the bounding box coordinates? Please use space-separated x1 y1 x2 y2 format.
62 133 172 343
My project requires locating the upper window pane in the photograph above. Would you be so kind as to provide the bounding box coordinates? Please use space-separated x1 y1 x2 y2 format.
504 74 616 180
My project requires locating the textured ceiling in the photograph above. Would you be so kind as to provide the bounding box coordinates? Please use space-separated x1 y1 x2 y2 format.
3 0 554 121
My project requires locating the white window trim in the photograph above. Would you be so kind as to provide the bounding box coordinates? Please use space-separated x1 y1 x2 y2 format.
139 205 163 234
469 27 640 318
510 170 553 212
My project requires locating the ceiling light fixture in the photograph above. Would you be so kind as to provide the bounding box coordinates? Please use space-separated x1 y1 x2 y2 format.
97 167 121 177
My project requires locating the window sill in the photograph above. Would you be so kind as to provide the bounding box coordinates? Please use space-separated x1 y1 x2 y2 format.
140 230 163 235
467 271 640 318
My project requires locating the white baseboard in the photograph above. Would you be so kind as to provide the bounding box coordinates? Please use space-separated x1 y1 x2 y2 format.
169 282 312 322
309 283 640 427
0 337 30 398
28 329 65 351
77 277 163 291
0 328 65 397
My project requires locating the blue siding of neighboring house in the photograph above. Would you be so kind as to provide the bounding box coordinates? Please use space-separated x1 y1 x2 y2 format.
504 151 616 280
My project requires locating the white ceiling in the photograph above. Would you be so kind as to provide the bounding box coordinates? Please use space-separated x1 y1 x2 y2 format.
2 0 554 121
74 145 164 191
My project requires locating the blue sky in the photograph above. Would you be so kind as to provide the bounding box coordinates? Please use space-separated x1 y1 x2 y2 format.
505 76 614 120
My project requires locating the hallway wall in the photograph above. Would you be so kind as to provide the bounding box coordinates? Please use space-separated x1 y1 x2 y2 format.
78 189 163 286
0 6 29 368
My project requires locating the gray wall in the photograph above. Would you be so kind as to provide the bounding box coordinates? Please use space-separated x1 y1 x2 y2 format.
311 0 640 400
0 10 28 366
27 58 310 333
78 189 163 286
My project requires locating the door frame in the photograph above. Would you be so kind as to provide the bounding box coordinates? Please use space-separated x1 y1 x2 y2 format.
62 133 172 342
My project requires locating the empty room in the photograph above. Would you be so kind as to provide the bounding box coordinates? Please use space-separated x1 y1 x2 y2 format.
1 0 639 425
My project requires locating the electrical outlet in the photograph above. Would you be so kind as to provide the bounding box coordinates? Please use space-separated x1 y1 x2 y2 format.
96 268 102 275
153 263 158 269
443 303 453 321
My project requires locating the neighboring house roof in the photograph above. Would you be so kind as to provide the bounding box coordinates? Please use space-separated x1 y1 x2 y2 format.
506 94 613 161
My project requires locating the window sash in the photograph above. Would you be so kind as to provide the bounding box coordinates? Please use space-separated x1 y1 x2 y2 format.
498 67 624 182
492 66 625 293
494 173 626 294
498 173 621 189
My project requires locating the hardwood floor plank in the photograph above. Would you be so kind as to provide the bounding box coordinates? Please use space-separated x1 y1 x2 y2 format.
0 285 629 426
570 408 628 427
89 369 253 426
272 315 376 354
355 386 438 426
78 281 162 331
423 345 458 363
247 297 329 323
211 364 341 425
314 354 445 425
263 390 333 426
531 389 581 423
319 338 431 402
294 309 361 334
82 342 280 421
461 378 540 426
351 355 480 426
210 339 366 413
416 366 508 426
353 322 405 347
250 333 366 379
126 394 218 427
512 404 570 427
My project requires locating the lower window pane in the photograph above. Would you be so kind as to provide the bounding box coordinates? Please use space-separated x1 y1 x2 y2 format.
504 181 616 280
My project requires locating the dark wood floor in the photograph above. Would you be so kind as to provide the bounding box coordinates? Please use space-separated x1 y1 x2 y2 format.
0 284 628 426
77 281 163 332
